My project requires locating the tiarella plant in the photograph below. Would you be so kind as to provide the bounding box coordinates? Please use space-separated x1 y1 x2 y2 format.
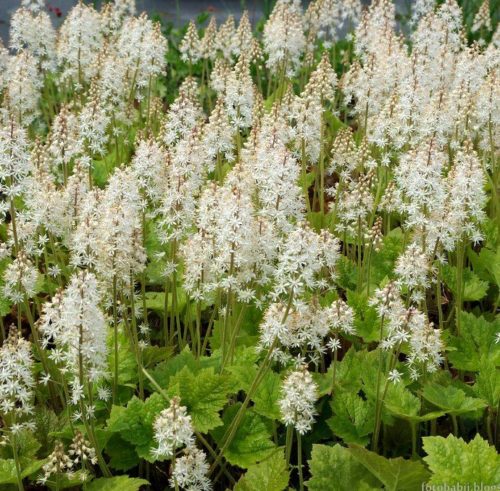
0 0 498 490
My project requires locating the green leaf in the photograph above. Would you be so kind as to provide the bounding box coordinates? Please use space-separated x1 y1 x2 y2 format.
379 383 445 424
252 371 282 421
142 345 174 368
336 348 372 392
447 313 500 371
49 426 111 451
306 444 380 491
324 110 348 133
212 404 276 469
106 435 140 471
442 264 488 301
33 407 62 456
106 393 167 461
234 449 289 491
0 459 20 485
47 470 89 489
143 290 187 318
15 429 41 460
92 155 114 188
0 458 46 485
168 366 231 433
148 346 201 390
210 307 261 350
474 358 500 407
336 256 358 291
422 383 487 416
299 172 316 192
225 346 260 392
348 444 430 490
370 228 404 286
327 390 374 446
107 328 138 389
467 246 500 287
20 458 47 480
346 290 380 342
423 434 500 485
143 291 166 315
86 476 149 491
384 383 421 419
307 211 327 231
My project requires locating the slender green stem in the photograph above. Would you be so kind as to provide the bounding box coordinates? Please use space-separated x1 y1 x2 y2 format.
285 425 294 467
410 422 417 459
451 414 459 436
297 431 304 491
372 314 386 451
11 431 24 491
112 275 119 405
455 240 465 336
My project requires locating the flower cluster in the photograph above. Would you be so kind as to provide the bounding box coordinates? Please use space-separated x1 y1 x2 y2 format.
279 366 319 434
0 328 34 419
0 0 495 487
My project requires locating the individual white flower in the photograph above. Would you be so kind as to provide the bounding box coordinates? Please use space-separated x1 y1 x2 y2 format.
97 386 112 402
327 337 341 352
388 369 402 384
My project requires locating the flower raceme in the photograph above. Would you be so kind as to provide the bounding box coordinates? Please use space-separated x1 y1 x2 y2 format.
0 0 496 489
